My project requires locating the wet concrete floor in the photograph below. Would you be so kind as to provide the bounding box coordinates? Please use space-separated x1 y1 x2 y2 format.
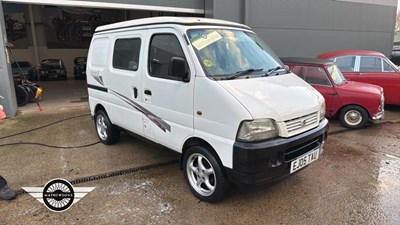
0 105 399 224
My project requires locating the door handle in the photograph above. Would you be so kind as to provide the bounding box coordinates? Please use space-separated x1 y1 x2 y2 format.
133 87 138 99
144 90 152 96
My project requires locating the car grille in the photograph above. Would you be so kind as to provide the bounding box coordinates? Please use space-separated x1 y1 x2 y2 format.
284 112 318 135
284 136 321 162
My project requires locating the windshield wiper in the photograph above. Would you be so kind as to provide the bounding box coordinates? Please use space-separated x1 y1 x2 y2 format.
222 68 263 80
262 66 286 77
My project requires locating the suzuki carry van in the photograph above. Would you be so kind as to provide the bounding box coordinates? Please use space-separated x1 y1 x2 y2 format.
87 17 329 202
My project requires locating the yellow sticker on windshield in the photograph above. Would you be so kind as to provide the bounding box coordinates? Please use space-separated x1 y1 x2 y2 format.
203 60 213 67
192 31 222 50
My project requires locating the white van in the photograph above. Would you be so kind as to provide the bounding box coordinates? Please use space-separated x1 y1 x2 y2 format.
87 17 328 202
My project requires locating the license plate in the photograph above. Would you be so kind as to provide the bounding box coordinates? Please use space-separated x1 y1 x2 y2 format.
290 148 320 173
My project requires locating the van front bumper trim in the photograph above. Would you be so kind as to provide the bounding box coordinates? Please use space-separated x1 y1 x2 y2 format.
226 118 329 188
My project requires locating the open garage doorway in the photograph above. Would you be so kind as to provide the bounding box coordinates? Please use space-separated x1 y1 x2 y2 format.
2 1 203 112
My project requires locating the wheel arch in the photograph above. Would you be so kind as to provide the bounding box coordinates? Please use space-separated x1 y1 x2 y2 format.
338 103 371 118
180 137 223 170
94 104 106 115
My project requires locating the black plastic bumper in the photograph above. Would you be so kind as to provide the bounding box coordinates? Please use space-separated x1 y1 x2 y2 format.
226 119 329 188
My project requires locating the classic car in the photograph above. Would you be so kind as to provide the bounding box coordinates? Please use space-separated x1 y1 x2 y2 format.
318 50 400 105
282 57 384 129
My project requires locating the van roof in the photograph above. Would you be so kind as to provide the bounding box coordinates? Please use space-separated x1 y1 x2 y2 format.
95 16 250 33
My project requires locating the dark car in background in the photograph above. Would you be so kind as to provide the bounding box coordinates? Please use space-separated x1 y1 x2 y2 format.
11 61 37 81
39 59 67 80
73 57 87 80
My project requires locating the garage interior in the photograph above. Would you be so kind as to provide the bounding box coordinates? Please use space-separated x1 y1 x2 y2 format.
2 0 203 112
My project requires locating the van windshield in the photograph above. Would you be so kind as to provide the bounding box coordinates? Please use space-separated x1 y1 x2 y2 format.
187 29 285 79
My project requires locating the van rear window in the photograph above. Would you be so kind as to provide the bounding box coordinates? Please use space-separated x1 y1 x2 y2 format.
90 38 110 67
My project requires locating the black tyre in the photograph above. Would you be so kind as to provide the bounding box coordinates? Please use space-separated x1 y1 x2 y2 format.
183 146 231 203
15 85 29 106
339 105 369 129
94 110 120 144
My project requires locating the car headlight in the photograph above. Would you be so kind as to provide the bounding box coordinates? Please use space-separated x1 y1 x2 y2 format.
320 101 326 120
237 119 278 142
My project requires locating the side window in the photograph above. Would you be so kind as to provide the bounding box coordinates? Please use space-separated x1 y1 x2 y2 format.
90 37 110 67
383 59 395 72
290 66 306 80
292 66 331 86
359 57 382 72
148 34 188 80
113 38 141 71
335 56 356 72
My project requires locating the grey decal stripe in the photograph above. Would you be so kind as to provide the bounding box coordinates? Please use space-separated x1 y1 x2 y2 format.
109 90 171 133
93 76 104 86
90 73 170 132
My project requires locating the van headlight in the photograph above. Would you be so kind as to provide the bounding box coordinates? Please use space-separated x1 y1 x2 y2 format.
320 101 326 120
237 119 278 142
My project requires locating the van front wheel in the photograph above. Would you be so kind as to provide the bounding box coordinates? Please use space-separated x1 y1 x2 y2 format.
183 146 230 203
94 110 120 144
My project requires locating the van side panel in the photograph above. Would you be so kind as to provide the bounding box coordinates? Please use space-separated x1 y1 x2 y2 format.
193 77 253 169
87 37 111 116
105 31 146 135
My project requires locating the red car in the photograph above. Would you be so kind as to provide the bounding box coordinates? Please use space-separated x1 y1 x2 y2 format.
282 57 384 129
318 50 400 105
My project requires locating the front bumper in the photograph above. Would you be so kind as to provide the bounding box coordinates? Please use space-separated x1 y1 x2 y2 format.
40 70 65 78
226 119 329 188
372 111 384 120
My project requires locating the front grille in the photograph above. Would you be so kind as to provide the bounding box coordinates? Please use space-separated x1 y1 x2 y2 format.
284 136 321 162
284 112 318 134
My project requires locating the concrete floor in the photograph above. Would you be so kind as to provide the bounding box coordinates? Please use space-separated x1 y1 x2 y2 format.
17 79 88 112
0 81 399 224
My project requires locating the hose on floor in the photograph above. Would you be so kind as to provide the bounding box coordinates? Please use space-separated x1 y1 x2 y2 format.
0 113 101 149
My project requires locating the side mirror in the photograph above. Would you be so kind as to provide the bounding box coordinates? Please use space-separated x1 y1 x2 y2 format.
169 57 189 82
